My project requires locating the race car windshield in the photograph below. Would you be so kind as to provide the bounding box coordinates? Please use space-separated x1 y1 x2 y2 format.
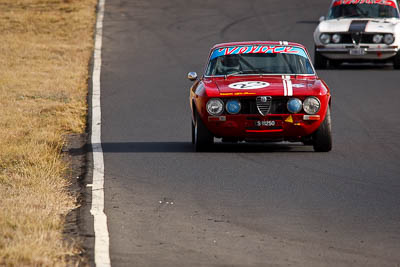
206 46 314 76
328 3 399 19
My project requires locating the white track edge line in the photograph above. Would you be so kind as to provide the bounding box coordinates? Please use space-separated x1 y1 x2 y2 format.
90 0 111 266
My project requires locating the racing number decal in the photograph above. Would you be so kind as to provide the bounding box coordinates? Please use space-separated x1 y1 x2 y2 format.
229 81 270 90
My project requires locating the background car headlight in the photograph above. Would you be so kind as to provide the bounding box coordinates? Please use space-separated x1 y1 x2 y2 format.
225 99 241 114
206 98 224 116
303 97 321 115
331 34 341 44
383 34 394 45
287 98 303 113
373 34 383 44
320 33 331 44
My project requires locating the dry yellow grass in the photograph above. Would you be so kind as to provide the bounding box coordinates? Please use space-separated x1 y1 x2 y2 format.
0 0 97 265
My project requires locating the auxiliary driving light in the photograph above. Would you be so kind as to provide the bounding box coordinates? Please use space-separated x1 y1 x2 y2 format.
287 98 303 113
373 34 383 44
332 34 341 44
225 99 241 115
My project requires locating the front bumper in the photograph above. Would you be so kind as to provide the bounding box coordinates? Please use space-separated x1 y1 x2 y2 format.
204 114 324 142
316 46 398 60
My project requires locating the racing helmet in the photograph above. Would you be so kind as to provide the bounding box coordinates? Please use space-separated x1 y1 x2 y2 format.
221 54 240 68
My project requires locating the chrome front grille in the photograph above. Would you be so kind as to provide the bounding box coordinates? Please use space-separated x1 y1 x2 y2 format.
256 96 272 116
333 33 377 44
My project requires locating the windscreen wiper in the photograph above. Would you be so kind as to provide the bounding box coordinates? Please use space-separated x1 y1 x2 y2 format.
225 70 244 78
225 70 256 78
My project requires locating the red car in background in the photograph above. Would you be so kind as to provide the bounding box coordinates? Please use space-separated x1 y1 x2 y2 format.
188 41 332 152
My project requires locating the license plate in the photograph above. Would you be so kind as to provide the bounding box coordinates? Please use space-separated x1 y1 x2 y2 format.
255 120 276 127
349 48 366 56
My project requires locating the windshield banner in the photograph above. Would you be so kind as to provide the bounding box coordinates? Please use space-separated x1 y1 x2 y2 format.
210 45 308 60
333 0 397 8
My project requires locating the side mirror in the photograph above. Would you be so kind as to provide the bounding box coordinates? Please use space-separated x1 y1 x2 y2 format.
187 72 198 81
319 16 326 22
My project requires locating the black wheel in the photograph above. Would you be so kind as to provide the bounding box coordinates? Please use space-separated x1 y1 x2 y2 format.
194 111 213 152
313 107 332 152
314 47 328 69
394 51 400 69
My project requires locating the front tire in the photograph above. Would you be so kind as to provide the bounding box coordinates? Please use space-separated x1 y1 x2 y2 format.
313 107 332 152
194 111 213 152
314 47 328 69
394 51 400 69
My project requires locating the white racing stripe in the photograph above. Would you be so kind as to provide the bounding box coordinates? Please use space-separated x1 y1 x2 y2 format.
282 75 293 96
282 75 287 96
286 75 293 96
90 0 111 266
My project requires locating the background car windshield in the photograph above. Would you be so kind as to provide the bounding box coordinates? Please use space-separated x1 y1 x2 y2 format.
206 53 314 76
328 4 399 19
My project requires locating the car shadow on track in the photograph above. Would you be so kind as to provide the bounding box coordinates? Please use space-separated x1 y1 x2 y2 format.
296 20 319 25
325 63 395 70
92 142 314 153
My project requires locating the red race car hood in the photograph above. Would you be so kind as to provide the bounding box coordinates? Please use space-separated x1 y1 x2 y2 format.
205 75 324 97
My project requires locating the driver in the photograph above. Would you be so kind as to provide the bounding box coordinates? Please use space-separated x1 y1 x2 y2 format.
343 5 359 17
218 54 241 74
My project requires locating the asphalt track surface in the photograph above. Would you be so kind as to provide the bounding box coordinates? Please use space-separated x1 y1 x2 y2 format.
94 0 400 266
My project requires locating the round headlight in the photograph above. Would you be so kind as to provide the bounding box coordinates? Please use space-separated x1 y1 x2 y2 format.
320 33 331 44
225 99 241 115
287 98 303 114
332 34 341 44
373 34 383 44
303 97 321 115
383 34 394 45
206 98 224 116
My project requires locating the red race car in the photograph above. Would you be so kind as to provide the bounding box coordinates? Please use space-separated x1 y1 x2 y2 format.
188 41 332 152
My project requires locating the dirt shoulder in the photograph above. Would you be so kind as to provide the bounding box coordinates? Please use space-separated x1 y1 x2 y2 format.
0 0 96 265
